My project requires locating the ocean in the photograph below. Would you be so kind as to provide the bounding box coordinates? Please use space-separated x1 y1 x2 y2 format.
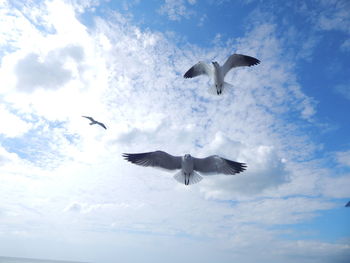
0 257 86 263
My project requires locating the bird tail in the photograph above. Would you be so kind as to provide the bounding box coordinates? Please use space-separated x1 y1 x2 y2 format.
224 82 233 89
207 82 232 96
173 171 203 185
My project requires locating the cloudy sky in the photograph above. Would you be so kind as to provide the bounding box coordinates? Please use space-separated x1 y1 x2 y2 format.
0 0 350 262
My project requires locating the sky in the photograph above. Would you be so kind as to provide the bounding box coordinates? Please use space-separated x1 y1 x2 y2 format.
0 0 350 262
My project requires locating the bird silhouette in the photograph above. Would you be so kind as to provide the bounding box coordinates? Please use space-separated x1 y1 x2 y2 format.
82 116 107 129
123 150 246 185
184 53 260 95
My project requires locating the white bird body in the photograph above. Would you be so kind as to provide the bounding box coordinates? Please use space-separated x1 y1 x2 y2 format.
212 61 225 94
123 151 246 185
184 54 260 95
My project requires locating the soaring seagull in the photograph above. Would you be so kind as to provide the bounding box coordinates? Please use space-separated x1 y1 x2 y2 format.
184 53 260 95
82 116 107 129
122 151 246 186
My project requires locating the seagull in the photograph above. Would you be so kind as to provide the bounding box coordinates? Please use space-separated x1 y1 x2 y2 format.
122 150 246 186
82 116 107 129
184 53 260 95
346 201 350 207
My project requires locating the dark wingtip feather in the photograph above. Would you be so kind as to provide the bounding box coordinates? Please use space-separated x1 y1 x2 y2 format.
122 152 152 166
226 159 247 174
122 153 139 163
346 201 350 207
238 162 247 173
184 67 194 78
246 56 260 67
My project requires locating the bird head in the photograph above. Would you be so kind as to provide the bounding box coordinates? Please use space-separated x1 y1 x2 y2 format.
184 154 191 159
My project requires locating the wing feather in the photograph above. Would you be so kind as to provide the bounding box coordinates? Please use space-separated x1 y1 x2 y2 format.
82 116 95 122
122 151 182 170
184 62 213 78
193 155 247 175
222 54 260 76
97 121 107 129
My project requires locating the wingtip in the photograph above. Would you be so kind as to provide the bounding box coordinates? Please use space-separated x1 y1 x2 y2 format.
122 153 133 162
238 162 247 173
184 67 195 78
183 72 192 78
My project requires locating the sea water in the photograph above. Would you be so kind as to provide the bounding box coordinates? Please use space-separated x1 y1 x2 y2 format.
0 256 85 263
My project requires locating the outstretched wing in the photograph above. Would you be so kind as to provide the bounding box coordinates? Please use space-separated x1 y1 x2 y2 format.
97 121 107 129
346 201 350 207
82 116 95 122
122 151 182 171
184 61 213 78
222 54 260 76
193 155 246 175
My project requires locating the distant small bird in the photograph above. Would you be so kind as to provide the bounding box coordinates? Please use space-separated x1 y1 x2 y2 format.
122 150 246 185
346 201 350 207
82 116 107 129
184 53 260 95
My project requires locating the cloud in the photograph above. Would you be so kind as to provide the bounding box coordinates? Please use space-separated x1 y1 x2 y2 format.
335 83 350 100
197 132 289 199
0 105 32 137
320 175 350 198
297 0 350 52
158 0 196 21
340 39 350 51
336 150 350 166
315 0 350 34
14 45 85 92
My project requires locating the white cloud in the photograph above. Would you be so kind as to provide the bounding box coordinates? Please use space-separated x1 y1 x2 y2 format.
298 0 350 52
320 175 350 198
340 38 350 51
315 0 350 34
335 83 350 100
14 45 84 92
158 0 196 21
0 105 31 137
336 150 350 166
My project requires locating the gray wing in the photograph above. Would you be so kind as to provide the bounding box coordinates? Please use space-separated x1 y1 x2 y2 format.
184 61 213 78
193 155 247 175
346 201 350 207
97 121 107 129
222 54 260 77
122 151 182 170
82 116 95 122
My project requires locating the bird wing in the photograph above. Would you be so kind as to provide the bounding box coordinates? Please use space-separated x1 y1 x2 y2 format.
97 122 107 129
193 155 247 175
221 54 260 77
346 201 350 207
82 116 95 122
122 151 182 170
184 61 213 78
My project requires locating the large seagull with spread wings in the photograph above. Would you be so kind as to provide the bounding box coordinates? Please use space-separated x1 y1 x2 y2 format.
123 151 246 185
184 53 260 95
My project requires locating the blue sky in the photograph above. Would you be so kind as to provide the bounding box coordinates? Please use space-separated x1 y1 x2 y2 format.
0 0 350 263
